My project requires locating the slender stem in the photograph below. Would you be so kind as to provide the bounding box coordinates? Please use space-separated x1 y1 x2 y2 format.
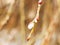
27 0 43 41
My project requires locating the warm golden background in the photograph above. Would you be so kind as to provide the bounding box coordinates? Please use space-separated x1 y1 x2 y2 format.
0 0 60 45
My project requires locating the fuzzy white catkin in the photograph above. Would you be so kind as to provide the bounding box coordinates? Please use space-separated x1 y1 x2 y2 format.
28 22 34 30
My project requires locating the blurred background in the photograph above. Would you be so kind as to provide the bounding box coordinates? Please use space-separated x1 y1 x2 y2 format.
0 0 60 45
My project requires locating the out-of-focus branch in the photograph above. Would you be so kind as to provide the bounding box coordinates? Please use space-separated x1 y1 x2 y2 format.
0 0 15 30
41 7 60 45
19 0 26 45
